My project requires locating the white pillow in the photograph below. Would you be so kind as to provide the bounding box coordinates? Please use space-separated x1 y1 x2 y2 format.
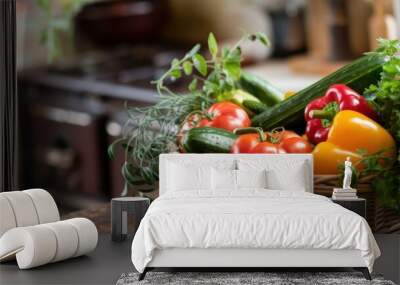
212 168 237 190
237 159 308 191
167 163 212 191
211 169 267 191
236 169 267 189
266 167 306 191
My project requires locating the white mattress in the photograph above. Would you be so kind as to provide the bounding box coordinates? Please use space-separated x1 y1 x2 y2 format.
131 190 380 273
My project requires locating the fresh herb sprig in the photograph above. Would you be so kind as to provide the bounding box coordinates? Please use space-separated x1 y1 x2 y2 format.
366 39 400 149
363 39 400 213
109 32 269 196
108 92 213 196
153 32 269 98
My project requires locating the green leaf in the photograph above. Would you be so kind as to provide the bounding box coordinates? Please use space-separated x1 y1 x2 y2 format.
121 162 145 185
227 47 241 61
224 61 241 80
170 68 181 79
188 78 198 92
193 54 207 76
208 32 218 58
255 32 269 46
183 61 193 75
136 185 155 193
186 44 201 58
141 167 157 184
221 47 230 58
223 47 242 80
203 80 220 96
171 58 180 68
107 138 126 160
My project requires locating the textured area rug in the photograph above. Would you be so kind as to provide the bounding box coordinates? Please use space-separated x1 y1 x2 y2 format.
116 272 395 285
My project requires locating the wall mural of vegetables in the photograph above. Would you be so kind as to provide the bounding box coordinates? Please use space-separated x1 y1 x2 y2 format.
108 32 270 195
109 34 400 213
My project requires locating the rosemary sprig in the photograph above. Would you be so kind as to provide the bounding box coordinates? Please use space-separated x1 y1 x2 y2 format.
109 92 213 189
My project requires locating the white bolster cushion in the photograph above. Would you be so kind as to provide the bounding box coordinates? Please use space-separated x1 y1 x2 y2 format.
0 226 57 268
0 218 98 269
0 189 60 238
42 221 79 262
23 189 60 224
65 218 98 257
0 196 17 237
0 191 39 228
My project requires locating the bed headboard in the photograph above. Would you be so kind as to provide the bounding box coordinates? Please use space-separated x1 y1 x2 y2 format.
159 154 313 195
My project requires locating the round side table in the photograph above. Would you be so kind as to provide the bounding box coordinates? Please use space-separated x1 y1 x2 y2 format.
111 197 150 242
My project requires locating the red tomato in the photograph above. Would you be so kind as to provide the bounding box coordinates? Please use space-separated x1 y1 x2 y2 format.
197 118 211 128
250 142 286 154
231 133 260 153
270 130 300 142
202 102 251 132
208 116 248 132
280 130 301 140
280 137 313 153
208 102 250 122
231 128 313 154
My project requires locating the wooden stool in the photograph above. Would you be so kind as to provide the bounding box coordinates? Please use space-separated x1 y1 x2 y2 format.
111 197 150 242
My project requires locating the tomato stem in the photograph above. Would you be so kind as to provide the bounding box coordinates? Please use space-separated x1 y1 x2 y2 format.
267 126 285 144
179 110 204 129
233 127 266 142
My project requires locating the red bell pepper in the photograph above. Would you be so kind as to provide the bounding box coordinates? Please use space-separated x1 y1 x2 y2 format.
304 84 377 144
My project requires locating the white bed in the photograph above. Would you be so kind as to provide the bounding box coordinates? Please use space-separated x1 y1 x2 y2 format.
131 154 380 280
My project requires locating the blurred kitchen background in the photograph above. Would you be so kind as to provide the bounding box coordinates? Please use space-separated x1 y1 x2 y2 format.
16 0 399 213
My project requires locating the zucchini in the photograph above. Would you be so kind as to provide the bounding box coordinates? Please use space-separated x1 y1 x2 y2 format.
242 100 268 114
239 72 284 106
252 53 384 129
182 127 237 153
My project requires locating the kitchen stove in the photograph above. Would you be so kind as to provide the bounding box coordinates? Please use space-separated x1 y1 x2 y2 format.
44 46 188 91
19 46 189 211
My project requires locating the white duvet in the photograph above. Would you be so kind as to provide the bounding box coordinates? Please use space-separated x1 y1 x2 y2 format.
131 190 380 273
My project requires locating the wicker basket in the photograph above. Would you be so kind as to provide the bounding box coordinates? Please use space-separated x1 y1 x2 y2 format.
314 174 400 233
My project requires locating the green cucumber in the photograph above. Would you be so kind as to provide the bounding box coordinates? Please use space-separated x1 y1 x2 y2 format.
239 72 284 106
242 100 268 114
252 53 384 129
216 89 260 116
183 127 237 153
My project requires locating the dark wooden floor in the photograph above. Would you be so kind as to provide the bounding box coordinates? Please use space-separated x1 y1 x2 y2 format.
0 234 134 285
1 232 398 285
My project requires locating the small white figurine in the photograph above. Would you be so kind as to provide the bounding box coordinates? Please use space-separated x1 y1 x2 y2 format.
343 157 353 190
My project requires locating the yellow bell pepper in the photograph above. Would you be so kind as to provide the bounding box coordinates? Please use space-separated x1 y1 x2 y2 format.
313 110 396 174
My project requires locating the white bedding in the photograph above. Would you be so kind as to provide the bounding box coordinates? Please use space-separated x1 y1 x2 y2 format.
131 190 380 273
